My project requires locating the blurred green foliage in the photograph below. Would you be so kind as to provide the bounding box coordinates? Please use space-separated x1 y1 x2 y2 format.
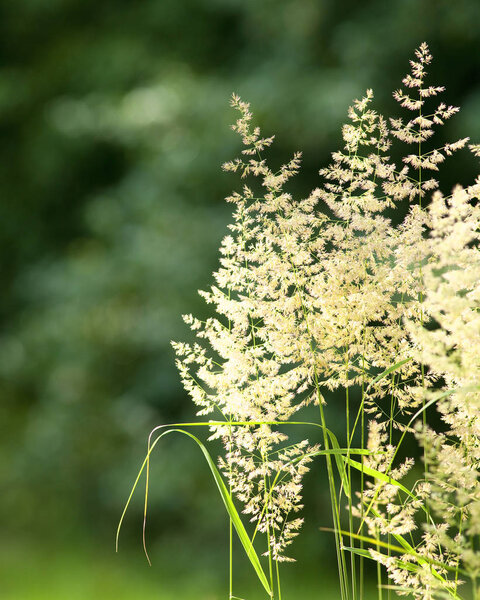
1 537 348 600
1 0 480 595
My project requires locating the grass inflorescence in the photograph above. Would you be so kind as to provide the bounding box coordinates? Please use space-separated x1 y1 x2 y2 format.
119 43 480 600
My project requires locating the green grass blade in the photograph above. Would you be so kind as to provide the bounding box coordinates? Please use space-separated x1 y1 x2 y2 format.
342 455 415 500
146 420 350 495
342 546 374 560
117 427 272 597
367 358 412 390
329 527 464 599
381 586 462 600
326 429 351 498
117 418 352 597
330 529 466 576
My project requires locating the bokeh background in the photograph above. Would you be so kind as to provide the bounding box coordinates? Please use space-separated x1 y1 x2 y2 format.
1 1 480 598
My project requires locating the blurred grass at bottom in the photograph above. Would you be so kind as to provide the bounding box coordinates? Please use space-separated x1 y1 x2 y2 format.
0 536 345 600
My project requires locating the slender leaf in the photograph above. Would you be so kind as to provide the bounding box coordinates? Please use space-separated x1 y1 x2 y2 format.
330 528 466 576
146 420 350 497
117 428 272 596
367 358 412 389
118 418 358 595
342 455 416 500
328 527 464 599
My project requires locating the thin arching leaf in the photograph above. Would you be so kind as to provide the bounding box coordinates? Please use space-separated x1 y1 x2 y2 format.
117 428 272 596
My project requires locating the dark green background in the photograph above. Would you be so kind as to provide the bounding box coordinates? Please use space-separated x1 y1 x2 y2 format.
1 1 479 598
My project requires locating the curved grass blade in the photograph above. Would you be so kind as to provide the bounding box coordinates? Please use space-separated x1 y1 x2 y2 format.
145 419 350 498
117 428 272 597
118 418 349 596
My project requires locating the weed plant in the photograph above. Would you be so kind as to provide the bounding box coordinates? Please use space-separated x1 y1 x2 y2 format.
118 44 480 600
